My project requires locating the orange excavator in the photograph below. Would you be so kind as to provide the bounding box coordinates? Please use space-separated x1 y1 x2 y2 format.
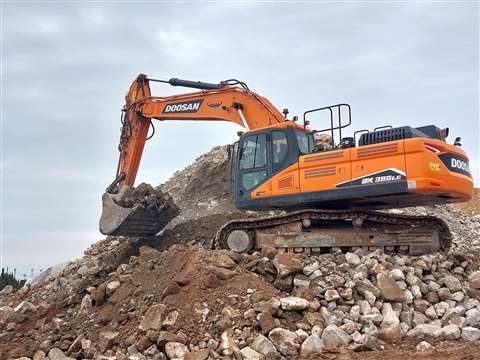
100 74 473 254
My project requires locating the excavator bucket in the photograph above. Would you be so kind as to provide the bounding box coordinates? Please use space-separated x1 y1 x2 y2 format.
99 192 179 237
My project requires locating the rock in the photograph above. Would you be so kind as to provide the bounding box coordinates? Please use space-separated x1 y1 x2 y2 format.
355 279 381 298
425 306 437 320
324 289 340 302
407 323 441 338
364 290 376 306
157 331 178 346
345 253 361 267
279 297 309 311
268 328 299 356
212 253 236 269
144 344 159 356
106 280 121 296
293 274 310 289
258 311 275 334
165 342 189 359
416 341 433 351
443 275 462 292
240 347 264 360
350 306 360 322
33 351 46 360
14 300 36 313
272 253 303 278
376 272 405 302
325 274 345 287
79 294 92 314
300 334 324 357
322 324 351 350
210 266 237 280
81 338 92 353
184 349 210 360
99 330 119 352
163 310 178 326
360 314 383 325
465 308 480 327
461 327 480 341
379 303 401 341
0 285 13 296
437 287 452 301
251 334 278 359
48 348 74 360
434 302 449 317
67 335 84 354
468 271 480 289
139 304 168 330
303 262 320 276
92 283 106 305
389 269 405 281
340 288 353 301
440 325 461 340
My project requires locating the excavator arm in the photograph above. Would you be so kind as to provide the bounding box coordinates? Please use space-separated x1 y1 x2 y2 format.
112 74 287 189
100 74 291 236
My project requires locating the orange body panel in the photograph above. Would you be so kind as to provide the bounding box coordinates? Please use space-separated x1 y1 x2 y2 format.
404 138 473 201
299 150 352 193
350 142 406 185
251 163 300 199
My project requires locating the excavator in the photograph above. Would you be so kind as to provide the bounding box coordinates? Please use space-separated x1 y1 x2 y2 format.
100 74 473 255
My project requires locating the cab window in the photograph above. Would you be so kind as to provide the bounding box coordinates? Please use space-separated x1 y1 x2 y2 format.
239 134 267 170
272 131 288 164
295 130 314 154
242 171 267 190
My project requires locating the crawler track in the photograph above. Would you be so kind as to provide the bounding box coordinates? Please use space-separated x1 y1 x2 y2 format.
214 209 451 255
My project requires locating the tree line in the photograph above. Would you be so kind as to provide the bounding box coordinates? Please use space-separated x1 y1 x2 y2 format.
0 268 26 291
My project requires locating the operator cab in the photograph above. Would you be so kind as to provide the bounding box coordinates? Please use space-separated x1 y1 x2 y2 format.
234 128 313 200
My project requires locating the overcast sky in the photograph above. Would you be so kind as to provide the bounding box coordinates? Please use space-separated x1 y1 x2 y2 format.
1 1 479 278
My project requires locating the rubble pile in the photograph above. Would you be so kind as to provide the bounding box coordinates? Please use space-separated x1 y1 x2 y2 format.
1 243 480 359
1 146 479 359
155 146 255 250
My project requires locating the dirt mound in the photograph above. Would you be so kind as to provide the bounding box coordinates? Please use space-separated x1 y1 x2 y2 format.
454 188 480 216
160 145 236 218
0 244 280 358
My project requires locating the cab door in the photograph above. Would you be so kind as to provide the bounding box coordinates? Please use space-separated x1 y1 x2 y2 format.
235 132 271 200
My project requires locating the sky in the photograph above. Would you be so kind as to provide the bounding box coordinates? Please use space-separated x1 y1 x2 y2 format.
1 1 479 278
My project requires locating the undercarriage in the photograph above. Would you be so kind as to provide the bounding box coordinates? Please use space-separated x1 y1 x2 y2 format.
215 210 451 255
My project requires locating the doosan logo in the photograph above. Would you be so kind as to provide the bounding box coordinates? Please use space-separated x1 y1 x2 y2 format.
163 100 203 114
451 158 470 172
